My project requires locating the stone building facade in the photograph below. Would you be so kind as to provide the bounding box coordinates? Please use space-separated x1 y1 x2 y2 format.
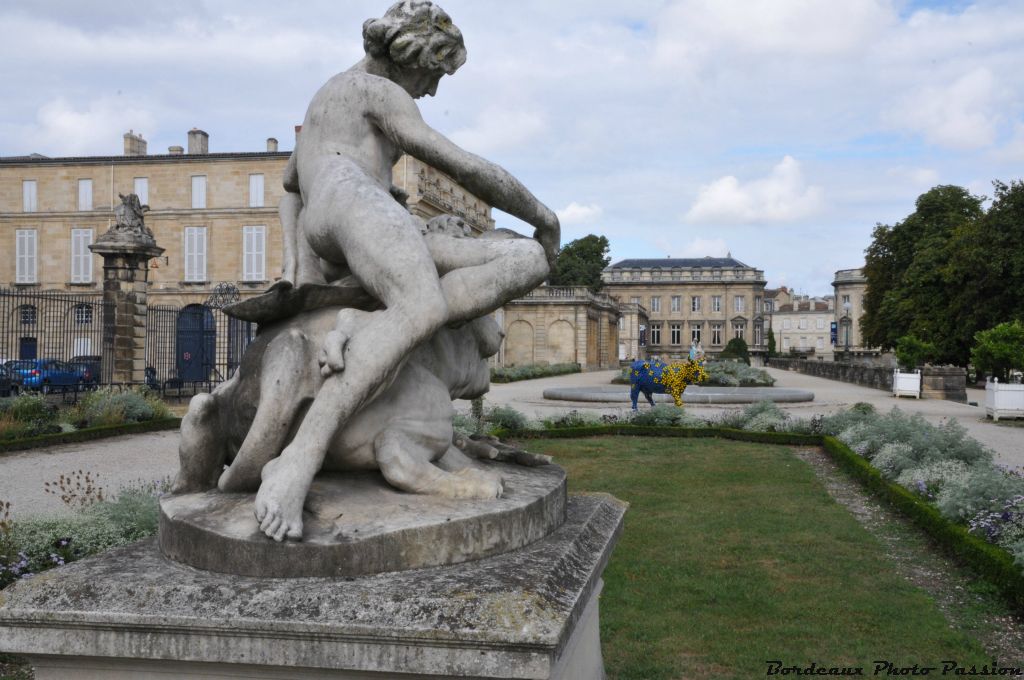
0 129 495 308
832 268 875 356
600 257 768 361
497 286 621 370
768 288 836 361
616 301 649 362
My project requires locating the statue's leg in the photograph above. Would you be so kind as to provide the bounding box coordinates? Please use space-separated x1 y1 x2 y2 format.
646 389 656 407
254 160 449 540
424 233 548 324
173 391 226 493
375 430 503 499
630 384 640 410
218 328 318 492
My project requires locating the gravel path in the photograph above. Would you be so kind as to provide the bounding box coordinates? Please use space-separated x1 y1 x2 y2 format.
0 430 179 519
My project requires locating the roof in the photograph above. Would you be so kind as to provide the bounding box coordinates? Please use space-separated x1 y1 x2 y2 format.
606 257 751 270
0 151 291 165
776 301 832 313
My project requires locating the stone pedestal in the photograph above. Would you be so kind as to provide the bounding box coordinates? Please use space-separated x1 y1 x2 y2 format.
921 365 968 403
89 235 163 385
0 494 625 679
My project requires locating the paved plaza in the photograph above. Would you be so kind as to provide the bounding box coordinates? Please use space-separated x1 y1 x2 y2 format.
2 368 1022 519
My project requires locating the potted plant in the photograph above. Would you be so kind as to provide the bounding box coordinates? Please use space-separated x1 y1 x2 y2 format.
891 335 934 399
973 321 1024 421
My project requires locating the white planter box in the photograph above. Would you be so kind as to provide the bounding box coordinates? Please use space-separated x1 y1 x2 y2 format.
893 369 921 399
985 378 1024 421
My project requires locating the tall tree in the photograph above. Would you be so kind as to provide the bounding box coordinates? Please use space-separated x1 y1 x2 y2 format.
548 234 611 292
861 185 984 362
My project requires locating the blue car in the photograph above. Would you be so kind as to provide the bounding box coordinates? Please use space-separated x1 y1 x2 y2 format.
9 359 87 393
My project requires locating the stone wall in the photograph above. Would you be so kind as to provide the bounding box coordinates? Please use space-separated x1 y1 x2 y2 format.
769 357 893 391
768 358 968 402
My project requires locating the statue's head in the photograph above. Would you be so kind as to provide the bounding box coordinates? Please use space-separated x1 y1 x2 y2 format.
363 1 467 80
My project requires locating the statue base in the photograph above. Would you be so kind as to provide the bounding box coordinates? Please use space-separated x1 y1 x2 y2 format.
0 494 626 679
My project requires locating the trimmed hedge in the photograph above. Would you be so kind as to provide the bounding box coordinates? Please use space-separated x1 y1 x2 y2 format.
491 363 581 383
0 417 181 456
500 424 1024 612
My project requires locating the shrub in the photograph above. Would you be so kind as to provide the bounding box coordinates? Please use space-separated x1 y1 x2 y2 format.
628 405 703 427
484 405 529 432
971 320 1024 382
491 363 580 383
0 395 59 440
71 388 171 428
895 334 937 370
543 410 604 429
704 361 774 387
936 466 1024 522
719 337 750 365
895 460 973 500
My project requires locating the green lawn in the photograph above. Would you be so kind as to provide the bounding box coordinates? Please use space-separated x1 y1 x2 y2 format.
528 436 991 679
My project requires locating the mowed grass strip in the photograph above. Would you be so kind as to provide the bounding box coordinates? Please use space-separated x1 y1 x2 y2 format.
528 436 990 680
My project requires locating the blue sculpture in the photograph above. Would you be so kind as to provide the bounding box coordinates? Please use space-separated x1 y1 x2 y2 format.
629 359 667 410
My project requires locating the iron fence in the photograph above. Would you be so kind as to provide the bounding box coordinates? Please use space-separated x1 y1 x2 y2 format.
146 304 256 391
0 287 113 383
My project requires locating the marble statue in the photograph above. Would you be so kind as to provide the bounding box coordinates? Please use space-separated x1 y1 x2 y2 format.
174 0 560 542
112 193 152 236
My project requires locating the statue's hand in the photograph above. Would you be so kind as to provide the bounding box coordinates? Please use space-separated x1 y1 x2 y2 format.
535 225 560 275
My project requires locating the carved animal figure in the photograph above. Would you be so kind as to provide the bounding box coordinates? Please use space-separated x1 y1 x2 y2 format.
173 311 531 541
629 359 668 410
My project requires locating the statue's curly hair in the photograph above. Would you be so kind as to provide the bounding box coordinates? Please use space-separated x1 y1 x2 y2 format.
362 1 467 75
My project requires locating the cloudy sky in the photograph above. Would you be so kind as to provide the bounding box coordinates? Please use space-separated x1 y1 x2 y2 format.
3 0 1023 294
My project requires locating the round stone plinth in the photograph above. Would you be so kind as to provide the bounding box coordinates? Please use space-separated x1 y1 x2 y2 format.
543 384 814 404
159 461 566 578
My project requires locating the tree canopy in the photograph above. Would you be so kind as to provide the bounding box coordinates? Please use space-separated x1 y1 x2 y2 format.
861 181 1024 367
548 234 611 292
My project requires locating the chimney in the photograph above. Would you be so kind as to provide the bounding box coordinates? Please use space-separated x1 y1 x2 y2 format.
294 124 302 140
123 129 147 156
168 145 184 155
187 128 209 154
266 137 279 152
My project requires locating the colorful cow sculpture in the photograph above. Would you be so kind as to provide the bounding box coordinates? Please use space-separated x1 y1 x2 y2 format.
629 358 708 409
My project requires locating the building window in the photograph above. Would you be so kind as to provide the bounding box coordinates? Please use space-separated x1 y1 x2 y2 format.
765 300 774 313
650 323 662 345
249 174 265 208
712 295 721 312
15 229 37 283
816 337 824 350
842 294 851 305
670 322 682 345
816 318 825 330
191 175 207 209
783 318 791 330
691 325 701 344
672 269 681 280
20 305 37 326
754 322 763 346
734 296 745 313
630 296 641 305
22 180 37 212
733 322 745 339
799 318 807 330
755 296 762 313
70 228 93 283
650 296 661 313
134 177 149 205
78 179 93 211
690 296 701 313
711 323 722 345
184 226 207 281
671 296 681 312
242 225 266 281
73 304 93 325
693 269 702 280
783 337 790 350
618 317 624 331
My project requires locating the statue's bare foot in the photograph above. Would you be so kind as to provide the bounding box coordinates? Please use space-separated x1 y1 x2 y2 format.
441 467 504 499
253 456 311 542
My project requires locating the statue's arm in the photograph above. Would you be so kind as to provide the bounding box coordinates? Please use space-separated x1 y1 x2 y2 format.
368 84 559 266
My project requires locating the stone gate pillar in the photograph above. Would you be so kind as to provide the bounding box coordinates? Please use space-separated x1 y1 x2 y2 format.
89 194 163 385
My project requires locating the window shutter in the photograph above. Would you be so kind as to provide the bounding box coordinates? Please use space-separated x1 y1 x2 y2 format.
134 177 149 205
78 179 93 211
192 176 207 209
16 230 37 283
249 174 265 208
23 181 37 212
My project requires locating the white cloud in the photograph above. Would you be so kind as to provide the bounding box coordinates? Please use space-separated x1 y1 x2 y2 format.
684 156 824 225
449 108 546 155
887 68 1001 150
25 97 156 157
678 237 729 258
995 122 1024 162
885 166 940 188
556 202 603 225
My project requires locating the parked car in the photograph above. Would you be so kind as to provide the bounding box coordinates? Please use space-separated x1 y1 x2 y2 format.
70 355 102 384
68 361 98 387
8 359 87 393
0 365 15 397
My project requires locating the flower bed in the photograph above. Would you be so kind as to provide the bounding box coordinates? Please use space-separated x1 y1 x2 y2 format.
490 362 580 383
